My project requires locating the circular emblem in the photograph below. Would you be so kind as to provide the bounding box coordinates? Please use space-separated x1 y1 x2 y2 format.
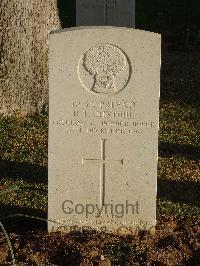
78 43 131 95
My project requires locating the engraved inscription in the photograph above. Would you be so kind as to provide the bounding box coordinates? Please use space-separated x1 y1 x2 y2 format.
82 139 124 208
53 100 156 136
106 0 117 7
78 44 131 95
72 101 136 109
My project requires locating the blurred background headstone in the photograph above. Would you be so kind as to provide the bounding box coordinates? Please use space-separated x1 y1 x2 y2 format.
76 0 135 27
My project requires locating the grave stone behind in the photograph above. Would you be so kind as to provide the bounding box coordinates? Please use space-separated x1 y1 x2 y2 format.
76 0 135 27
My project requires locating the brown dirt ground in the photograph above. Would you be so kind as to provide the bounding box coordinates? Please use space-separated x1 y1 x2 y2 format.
0 215 199 265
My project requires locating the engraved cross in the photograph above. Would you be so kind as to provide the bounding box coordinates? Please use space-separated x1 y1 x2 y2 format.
82 139 124 208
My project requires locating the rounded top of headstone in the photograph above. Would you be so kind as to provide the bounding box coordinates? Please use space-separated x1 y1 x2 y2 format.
78 43 131 95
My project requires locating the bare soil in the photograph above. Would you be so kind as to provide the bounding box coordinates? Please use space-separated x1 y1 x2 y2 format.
0 215 199 265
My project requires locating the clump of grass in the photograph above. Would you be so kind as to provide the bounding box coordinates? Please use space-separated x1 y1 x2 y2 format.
104 241 147 265
0 186 19 265
0 114 48 166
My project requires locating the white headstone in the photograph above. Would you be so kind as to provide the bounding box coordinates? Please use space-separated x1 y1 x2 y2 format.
76 0 135 28
48 27 161 234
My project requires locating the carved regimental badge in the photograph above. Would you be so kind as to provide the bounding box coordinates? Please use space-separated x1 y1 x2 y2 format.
78 43 131 95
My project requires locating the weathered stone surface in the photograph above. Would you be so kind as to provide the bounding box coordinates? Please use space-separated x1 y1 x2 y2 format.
48 27 161 234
